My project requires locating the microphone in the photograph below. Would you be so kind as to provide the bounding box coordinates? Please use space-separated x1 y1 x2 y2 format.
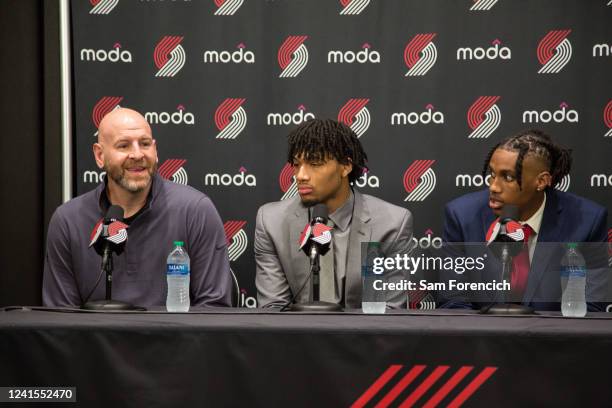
298 203 332 258
89 205 128 257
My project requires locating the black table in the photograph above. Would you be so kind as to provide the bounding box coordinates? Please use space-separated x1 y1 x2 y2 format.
1 307 611 407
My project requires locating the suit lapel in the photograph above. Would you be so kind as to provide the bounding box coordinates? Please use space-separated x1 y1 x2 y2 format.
524 191 564 303
345 191 372 308
289 200 311 302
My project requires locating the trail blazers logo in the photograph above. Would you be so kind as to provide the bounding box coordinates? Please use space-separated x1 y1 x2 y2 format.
338 98 371 138
158 159 188 185
351 364 497 407
604 100 612 137
224 221 248 261
278 36 309 78
214 0 243 16
404 34 437 76
279 163 298 200
467 96 501 139
469 0 498 11
537 30 572 74
403 160 436 202
555 174 570 192
89 0 118 15
339 0 370 15
154 36 186 77
215 98 247 139
92 96 123 136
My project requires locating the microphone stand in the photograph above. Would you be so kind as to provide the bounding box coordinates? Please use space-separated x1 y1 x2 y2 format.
82 225 142 311
289 245 343 312
481 242 534 315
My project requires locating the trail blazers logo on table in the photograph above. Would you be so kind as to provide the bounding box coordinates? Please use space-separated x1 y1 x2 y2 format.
339 0 370 15
338 98 371 138
351 364 497 407
404 34 437 76
224 221 248 261
604 100 612 137
403 160 436 202
154 36 186 77
469 0 498 10
89 0 118 15
278 36 309 78
214 0 243 16
467 96 501 139
158 159 188 185
92 96 123 136
279 163 298 200
537 30 572 74
215 98 247 139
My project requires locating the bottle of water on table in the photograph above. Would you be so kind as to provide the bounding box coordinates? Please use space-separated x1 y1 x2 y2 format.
362 242 386 314
560 243 587 317
166 241 190 312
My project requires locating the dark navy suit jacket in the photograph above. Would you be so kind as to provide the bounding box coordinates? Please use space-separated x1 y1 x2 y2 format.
440 189 609 310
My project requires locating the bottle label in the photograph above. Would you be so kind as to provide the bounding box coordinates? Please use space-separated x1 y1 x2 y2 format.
167 263 189 275
560 266 586 279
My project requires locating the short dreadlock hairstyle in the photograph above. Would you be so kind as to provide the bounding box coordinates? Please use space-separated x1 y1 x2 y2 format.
287 118 368 184
482 129 572 190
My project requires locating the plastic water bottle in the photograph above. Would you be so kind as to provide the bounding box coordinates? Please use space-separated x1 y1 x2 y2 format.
362 242 386 314
166 241 190 312
560 243 587 317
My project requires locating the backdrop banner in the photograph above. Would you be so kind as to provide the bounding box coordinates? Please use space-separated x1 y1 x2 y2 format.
70 0 612 307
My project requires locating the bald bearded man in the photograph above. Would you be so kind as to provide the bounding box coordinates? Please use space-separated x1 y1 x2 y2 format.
43 108 232 307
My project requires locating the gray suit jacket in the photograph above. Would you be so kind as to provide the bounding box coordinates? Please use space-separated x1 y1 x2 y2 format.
255 190 414 309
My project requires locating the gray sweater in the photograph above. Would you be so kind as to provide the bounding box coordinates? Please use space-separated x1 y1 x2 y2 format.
43 174 232 308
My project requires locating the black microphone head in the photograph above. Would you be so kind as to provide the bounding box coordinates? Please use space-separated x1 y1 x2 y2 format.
311 203 328 224
105 205 125 222
499 204 519 224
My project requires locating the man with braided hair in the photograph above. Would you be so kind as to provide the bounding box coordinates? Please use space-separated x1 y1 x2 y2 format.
255 119 415 309
441 129 609 310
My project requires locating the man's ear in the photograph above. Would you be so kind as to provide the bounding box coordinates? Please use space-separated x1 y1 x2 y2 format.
93 143 104 169
537 171 552 191
342 159 353 178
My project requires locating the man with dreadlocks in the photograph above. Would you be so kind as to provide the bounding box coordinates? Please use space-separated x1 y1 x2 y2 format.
255 119 415 309
441 129 608 310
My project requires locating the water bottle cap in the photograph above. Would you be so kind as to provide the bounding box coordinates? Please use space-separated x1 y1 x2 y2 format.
174 241 184 247
567 243 578 249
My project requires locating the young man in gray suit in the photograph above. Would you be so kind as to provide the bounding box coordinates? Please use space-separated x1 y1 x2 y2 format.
255 119 415 309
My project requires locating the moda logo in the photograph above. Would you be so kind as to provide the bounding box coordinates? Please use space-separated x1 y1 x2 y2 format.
328 43 380 64
352 365 497 407
593 43 612 57
455 173 571 192
469 0 498 10
215 98 247 139
224 220 248 262
537 29 572 74
83 170 106 184
591 174 612 187
267 105 314 126
158 159 188 185
279 163 297 200
92 96 123 136
154 36 186 77
278 36 309 78
391 104 444 125
467 96 501 139
339 0 370 15
145 104 195 125
404 33 437 76
522 102 578 124
80 43 132 63
456 39 511 60
204 167 256 187
604 100 612 137
413 229 443 250
338 98 371 138
213 0 243 16
90 0 118 14
403 160 436 202
353 169 380 188
203 43 254 64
